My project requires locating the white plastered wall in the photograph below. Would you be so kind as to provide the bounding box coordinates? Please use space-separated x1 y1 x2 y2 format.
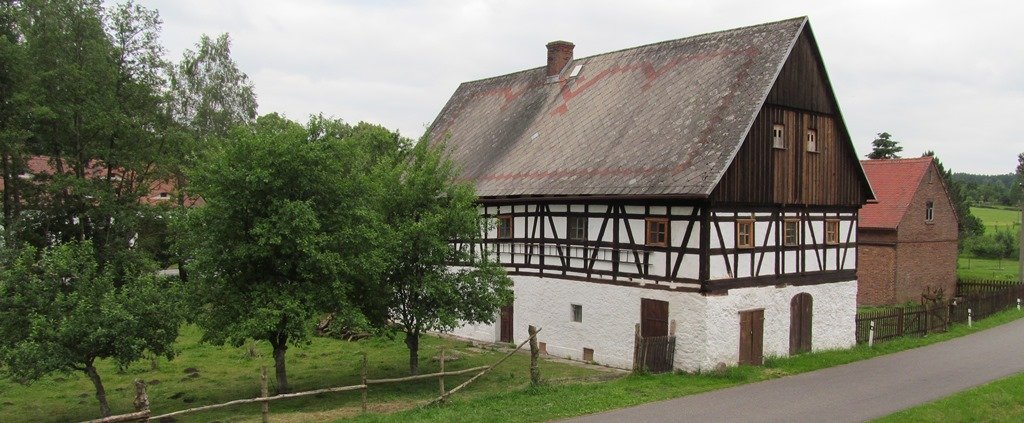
700 280 857 370
449 275 857 372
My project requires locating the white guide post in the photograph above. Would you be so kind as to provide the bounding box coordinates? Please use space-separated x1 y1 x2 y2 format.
868 321 875 347
968 308 973 327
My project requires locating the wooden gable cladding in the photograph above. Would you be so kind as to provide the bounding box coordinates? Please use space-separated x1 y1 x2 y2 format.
764 29 835 114
711 105 867 206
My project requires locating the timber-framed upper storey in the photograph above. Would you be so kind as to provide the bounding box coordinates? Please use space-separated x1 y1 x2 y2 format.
436 17 872 295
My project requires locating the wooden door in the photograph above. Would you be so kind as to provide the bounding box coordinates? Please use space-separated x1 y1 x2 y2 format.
739 309 764 365
790 293 813 355
640 299 669 337
499 304 513 343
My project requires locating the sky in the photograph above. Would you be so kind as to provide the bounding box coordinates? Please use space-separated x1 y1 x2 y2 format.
137 0 1023 175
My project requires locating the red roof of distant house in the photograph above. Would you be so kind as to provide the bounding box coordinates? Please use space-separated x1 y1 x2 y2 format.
1 155 200 206
858 157 933 230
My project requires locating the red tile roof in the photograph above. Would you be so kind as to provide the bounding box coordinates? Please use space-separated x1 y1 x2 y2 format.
858 157 933 230
0 155 199 206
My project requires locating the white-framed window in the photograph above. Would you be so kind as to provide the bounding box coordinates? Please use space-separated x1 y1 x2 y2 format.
571 304 583 322
806 129 818 152
772 124 785 149
926 201 934 222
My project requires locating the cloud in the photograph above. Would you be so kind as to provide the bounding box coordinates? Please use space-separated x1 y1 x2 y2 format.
137 0 1023 174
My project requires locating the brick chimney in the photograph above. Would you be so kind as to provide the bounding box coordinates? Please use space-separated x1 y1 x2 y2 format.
546 41 574 77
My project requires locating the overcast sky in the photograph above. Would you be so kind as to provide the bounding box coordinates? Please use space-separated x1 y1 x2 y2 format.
137 0 1022 175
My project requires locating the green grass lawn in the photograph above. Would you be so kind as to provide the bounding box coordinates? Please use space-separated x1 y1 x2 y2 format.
958 206 1021 281
958 256 1020 281
0 326 607 423
971 206 1021 232
874 371 1024 422
342 308 1024 423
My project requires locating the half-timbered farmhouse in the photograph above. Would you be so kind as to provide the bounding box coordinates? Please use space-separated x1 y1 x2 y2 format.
857 157 958 306
429 17 873 370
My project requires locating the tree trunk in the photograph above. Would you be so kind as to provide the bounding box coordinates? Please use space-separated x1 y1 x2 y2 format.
405 330 420 375
270 334 289 394
84 363 111 417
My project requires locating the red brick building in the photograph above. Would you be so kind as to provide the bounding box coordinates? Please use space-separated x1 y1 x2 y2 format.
857 157 959 305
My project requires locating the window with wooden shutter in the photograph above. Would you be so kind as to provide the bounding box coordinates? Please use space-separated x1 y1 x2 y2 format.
806 129 818 153
736 219 754 248
645 218 669 247
772 124 785 149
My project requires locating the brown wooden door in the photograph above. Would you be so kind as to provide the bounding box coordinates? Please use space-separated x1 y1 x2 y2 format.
499 304 513 343
790 293 813 355
640 299 669 337
739 309 764 365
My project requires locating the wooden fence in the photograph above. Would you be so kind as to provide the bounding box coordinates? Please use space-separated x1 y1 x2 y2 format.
82 327 543 423
856 280 1024 345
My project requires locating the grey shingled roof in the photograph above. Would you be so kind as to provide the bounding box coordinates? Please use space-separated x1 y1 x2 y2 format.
427 17 807 198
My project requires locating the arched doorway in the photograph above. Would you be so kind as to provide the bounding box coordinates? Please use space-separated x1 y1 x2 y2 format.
790 293 813 355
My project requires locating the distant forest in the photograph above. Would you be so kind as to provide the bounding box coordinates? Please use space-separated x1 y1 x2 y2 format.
952 173 1021 208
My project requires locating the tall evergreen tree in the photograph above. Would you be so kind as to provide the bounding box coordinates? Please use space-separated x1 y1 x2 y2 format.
867 132 903 159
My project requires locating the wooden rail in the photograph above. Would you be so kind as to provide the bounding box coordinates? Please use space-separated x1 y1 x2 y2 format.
81 326 544 423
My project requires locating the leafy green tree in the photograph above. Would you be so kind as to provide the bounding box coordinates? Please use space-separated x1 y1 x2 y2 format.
169 33 257 140
0 0 35 245
0 241 183 417
867 132 903 159
370 140 513 375
166 32 258 281
175 114 380 393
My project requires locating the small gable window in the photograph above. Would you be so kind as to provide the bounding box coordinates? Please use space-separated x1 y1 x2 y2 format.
772 124 785 149
784 219 801 246
806 129 818 153
567 216 588 241
825 220 840 245
645 218 669 247
736 219 755 249
497 215 513 239
925 201 934 222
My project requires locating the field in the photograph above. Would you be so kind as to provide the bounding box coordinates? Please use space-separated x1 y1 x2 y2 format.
0 326 609 423
970 206 1021 232
958 207 1021 281
874 371 1024 422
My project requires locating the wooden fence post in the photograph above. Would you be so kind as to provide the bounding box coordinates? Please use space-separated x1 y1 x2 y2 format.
632 323 641 373
260 366 270 423
438 348 446 400
528 325 540 387
360 352 368 413
133 379 150 421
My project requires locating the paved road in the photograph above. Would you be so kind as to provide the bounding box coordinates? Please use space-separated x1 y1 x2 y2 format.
568 317 1024 423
